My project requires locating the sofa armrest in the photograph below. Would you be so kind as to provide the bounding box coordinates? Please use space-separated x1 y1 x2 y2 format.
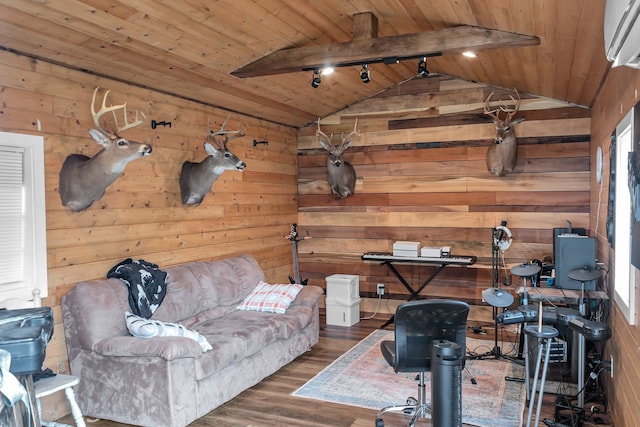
94 336 204 361
290 286 323 308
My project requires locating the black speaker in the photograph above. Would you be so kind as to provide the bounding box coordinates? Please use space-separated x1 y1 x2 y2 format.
554 235 596 290
552 227 586 263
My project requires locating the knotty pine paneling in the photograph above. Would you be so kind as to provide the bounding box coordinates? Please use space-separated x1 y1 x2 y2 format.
0 49 298 422
297 82 591 322
589 64 640 427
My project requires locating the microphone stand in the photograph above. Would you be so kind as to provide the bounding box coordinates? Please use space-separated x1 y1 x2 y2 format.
491 227 501 359
471 223 514 362
485 224 511 360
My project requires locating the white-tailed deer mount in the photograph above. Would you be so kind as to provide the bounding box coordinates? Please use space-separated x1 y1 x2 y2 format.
483 89 524 177
317 119 359 198
59 87 150 212
179 117 246 205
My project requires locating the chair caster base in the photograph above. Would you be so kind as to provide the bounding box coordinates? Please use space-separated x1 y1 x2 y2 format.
376 403 430 427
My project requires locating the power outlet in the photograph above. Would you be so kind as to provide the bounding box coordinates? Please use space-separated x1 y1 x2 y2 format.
377 283 385 296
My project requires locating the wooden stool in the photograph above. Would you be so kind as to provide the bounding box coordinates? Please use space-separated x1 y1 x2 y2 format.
35 374 85 427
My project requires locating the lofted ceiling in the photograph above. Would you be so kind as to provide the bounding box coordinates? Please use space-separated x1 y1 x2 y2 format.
0 0 610 128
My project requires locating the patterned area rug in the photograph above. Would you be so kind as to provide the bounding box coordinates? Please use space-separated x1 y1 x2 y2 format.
293 329 526 427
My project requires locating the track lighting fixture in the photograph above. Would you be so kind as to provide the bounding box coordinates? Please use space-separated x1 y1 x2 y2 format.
309 55 434 88
418 57 429 77
311 69 321 88
359 64 371 83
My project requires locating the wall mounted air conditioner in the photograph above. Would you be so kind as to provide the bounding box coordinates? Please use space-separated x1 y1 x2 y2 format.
605 0 640 69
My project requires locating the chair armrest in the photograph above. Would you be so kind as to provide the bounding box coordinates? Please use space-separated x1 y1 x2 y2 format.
290 286 323 308
94 336 204 361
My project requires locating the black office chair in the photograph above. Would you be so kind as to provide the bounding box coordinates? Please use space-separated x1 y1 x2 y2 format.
375 299 470 427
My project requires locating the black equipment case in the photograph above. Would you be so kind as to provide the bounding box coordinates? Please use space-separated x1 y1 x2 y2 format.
0 307 53 375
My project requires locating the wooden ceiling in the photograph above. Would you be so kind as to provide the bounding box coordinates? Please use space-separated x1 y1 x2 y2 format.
0 0 610 128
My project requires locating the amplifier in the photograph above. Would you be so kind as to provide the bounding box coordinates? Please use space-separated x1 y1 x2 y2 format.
554 235 596 290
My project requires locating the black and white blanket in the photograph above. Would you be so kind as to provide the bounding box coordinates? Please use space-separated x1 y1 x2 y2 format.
107 258 168 319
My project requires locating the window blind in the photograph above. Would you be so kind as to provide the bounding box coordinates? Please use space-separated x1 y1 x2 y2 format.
0 147 25 288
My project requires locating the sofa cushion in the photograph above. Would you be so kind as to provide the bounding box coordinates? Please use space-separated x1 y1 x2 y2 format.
152 255 265 324
95 336 204 360
236 281 302 314
125 311 212 352
274 305 315 339
191 311 284 380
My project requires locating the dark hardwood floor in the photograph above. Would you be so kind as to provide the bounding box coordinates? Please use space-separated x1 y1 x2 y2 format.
56 311 613 427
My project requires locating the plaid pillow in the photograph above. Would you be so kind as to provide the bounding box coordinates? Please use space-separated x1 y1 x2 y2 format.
237 281 303 314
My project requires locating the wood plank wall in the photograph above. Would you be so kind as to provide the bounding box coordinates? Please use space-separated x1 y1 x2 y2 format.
296 77 591 321
590 65 640 427
0 49 298 420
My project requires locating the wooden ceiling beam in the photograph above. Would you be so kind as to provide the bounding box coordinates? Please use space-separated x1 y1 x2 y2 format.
231 25 540 78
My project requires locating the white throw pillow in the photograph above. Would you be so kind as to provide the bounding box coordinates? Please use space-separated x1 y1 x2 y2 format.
124 311 212 352
237 281 303 314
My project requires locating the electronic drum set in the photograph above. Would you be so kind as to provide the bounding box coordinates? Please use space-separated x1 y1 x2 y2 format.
486 261 611 426
496 263 610 342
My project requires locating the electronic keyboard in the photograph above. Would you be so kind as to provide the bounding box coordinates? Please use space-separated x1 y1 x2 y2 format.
362 252 476 266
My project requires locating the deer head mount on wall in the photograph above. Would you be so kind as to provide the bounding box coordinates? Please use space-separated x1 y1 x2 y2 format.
316 119 359 198
179 117 246 205
483 89 524 177
59 87 151 212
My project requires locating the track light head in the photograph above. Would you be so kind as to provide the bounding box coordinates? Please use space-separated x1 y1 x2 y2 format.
320 67 334 75
418 57 429 77
360 64 371 83
311 69 321 88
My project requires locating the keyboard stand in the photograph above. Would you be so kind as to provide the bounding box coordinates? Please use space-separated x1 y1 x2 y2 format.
380 260 446 328
362 252 475 329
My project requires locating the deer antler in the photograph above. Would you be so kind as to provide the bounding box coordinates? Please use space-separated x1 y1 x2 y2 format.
316 118 334 146
501 89 521 121
341 119 360 145
483 91 500 121
91 87 145 136
207 117 246 149
484 89 521 121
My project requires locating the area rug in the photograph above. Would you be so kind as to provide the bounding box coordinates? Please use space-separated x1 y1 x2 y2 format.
293 329 526 427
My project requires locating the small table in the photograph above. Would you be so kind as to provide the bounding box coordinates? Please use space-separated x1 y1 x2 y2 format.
35 374 85 427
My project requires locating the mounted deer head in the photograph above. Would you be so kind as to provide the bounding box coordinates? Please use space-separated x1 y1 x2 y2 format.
59 87 150 212
484 89 524 177
179 117 246 205
317 119 359 198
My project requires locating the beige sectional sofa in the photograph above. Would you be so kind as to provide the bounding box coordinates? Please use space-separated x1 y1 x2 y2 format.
62 254 323 427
